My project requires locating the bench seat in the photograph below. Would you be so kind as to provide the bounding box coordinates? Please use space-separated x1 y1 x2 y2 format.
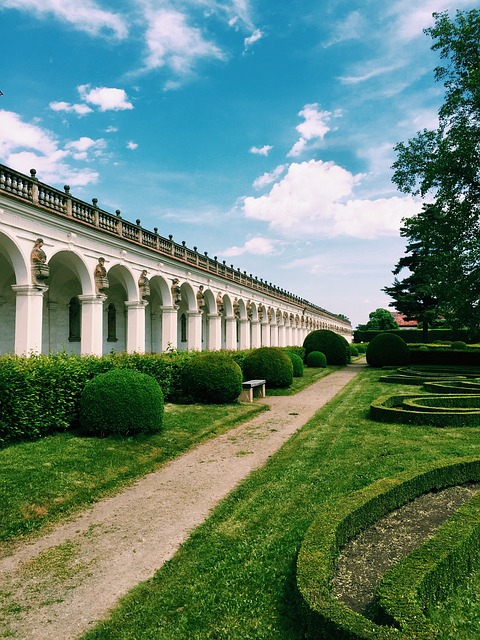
239 379 266 402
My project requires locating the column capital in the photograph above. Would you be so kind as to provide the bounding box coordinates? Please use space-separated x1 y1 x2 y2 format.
11 284 48 296
124 300 148 310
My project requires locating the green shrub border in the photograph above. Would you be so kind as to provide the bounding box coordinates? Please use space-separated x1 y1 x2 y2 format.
375 489 480 635
296 457 480 640
370 393 480 427
424 380 480 394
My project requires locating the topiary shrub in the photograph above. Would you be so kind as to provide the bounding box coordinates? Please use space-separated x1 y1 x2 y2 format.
356 344 366 354
79 368 164 437
366 333 410 368
451 341 468 350
349 345 359 357
287 352 304 377
306 351 327 368
243 347 293 389
303 329 350 365
181 353 243 404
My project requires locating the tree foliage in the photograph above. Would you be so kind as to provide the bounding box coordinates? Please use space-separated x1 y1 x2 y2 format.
383 205 441 342
357 308 398 332
391 9 480 338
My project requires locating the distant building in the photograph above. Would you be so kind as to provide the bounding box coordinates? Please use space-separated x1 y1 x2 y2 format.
391 311 418 329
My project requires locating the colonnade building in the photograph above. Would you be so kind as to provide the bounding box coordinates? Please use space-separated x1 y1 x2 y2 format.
0 164 352 357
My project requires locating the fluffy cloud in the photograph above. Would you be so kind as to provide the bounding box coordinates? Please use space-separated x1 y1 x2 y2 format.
242 159 418 239
0 110 100 186
142 8 224 75
49 101 93 116
223 236 278 257
249 145 272 156
244 28 263 51
253 164 285 190
127 141 139 150
1 0 127 38
50 86 133 116
287 104 340 157
78 85 133 111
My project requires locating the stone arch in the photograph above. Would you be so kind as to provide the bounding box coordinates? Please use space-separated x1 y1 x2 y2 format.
145 274 171 353
0 231 28 353
200 287 217 351
44 250 92 354
176 281 197 351
103 263 137 353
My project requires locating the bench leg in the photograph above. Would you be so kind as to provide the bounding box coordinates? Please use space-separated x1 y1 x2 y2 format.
239 388 254 402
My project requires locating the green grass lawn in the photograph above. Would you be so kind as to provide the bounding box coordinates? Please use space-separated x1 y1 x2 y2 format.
4 363 480 638
0 402 266 545
79 366 480 640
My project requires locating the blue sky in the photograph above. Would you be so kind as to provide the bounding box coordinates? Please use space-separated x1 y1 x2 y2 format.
1 0 477 329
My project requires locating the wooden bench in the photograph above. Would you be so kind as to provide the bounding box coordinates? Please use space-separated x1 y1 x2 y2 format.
239 379 266 403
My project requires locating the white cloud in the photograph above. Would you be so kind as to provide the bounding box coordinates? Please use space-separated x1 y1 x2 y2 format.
65 136 107 161
49 101 93 116
287 104 340 157
324 10 366 47
1 0 127 39
339 63 404 85
223 236 278 257
0 110 100 186
242 159 418 239
249 144 272 156
77 85 133 111
253 164 285 190
127 141 139 150
244 28 263 51
141 7 225 76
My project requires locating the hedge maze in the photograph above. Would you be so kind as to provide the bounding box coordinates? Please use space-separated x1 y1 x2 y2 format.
296 459 480 640
296 366 480 638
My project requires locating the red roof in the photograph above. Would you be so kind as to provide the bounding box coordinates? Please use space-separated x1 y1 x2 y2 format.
391 312 418 328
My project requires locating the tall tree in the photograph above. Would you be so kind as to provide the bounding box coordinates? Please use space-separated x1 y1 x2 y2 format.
391 9 480 336
357 308 398 332
383 205 441 342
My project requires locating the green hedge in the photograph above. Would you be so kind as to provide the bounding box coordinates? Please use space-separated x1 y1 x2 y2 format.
354 329 471 344
376 491 480 634
410 349 480 367
0 350 255 446
370 393 480 427
296 458 480 640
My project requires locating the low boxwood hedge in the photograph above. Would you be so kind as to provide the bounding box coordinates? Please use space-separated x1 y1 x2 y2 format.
370 393 480 427
375 491 480 635
296 457 480 640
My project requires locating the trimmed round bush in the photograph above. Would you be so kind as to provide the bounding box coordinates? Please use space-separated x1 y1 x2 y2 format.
287 352 304 377
79 368 164 436
303 329 350 366
243 347 293 389
349 345 359 357
366 333 410 368
306 351 327 368
451 340 468 350
181 353 243 404
356 344 366 354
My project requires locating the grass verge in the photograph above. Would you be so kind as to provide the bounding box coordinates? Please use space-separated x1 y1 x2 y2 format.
81 366 480 639
0 402 265 546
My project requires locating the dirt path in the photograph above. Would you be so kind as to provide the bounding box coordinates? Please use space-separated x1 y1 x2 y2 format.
0 364 363 639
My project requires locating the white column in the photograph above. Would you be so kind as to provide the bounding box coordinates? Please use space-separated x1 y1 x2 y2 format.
270 321 278 347
11 284 47 355
208 313 222 351
78 294 106 356
225 316 237 350
187 310 202 351
125 300 148 354
250 320 261 349
239 318 250 350
278 324 286 347
161 306 178 351
261 321 271 347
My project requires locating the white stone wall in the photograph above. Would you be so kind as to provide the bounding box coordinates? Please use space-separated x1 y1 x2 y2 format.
0 188 352 356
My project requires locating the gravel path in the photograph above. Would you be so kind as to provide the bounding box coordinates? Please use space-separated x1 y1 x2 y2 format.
0 364 363 640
